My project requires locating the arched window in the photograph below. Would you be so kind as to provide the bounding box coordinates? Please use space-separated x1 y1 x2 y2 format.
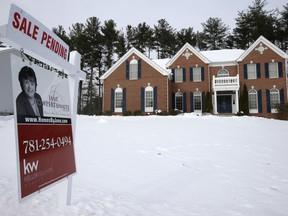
129 59 138 79
248 88 258 113
217 69 229 77
115 87 123 112
175 91 183 111
270 88 279 113
194 91 202 112
145 85 153 112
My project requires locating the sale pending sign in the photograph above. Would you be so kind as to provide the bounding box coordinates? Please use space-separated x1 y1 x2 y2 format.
6 4 69 68
6 4 76 201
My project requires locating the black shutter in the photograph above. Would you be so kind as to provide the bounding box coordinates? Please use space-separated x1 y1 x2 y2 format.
280 89 285 104
183 68 186 82
153 86 157 110
183 92 187 112
201 67 205 81
256 63 261 78
265 63 269 78
123 88 126 112
258 90 262 113
190 92 194 112
202 92 205 112
126 60 129 80
190 68 193 82
138 59 142 79
266 89 271 113
244 64 247 79
278 62 283 78
111 88 115 112
141 87 145 112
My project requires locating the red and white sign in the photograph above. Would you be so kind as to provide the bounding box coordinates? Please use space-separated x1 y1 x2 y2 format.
6 4 69 67
11 55 76 200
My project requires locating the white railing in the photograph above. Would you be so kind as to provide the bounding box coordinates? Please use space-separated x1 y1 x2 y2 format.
212 74 239 90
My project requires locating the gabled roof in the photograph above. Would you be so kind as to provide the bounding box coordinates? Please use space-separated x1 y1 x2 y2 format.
100 47 171 80
166 43 210 68
237 35 288 61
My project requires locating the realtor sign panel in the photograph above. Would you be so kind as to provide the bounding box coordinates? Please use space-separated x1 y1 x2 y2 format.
6 4 69 67
11 55 76 200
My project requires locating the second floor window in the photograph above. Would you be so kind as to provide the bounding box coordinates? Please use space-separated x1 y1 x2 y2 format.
175 68 183 83
129 59 138 80
247 64 257 79
193 67 201 82
268 62 278 78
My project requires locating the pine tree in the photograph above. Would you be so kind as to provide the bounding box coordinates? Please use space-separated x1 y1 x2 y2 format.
240 84 249 115
204 92 213 113
154 19 177 58
276 3 288 51
176 27 197 50
201 17 230 50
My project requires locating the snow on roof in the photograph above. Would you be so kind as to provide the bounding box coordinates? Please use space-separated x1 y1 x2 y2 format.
200 49 245 62
152 58 171 73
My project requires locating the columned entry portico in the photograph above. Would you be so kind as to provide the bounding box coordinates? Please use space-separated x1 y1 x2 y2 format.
212 75 240 114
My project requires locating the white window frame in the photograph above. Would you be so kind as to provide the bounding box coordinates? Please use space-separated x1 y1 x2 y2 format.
269 62 278 78
194 91 202 113
115 87 123 113
248 89 258 113
145 86 154 112
193 67 201 82
175 92 183 111
270 88 280 113
129 59 138 80
217 69 229 77
175 68 183 83
247 64 257 79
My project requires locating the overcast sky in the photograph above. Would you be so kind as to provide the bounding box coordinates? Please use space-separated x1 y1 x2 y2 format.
0 0 286 33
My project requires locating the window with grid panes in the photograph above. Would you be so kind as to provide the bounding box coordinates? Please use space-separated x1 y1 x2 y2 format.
269 62 278 78
175 92 183 111
247 64 257 79
193 67 201 82
175 68 183 83
248 89 258 113
145 87 153 111
129 59 138 79
270 88 279 112
194 91 202 111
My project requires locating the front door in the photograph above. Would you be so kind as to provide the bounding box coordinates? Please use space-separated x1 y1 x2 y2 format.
217 95 232 113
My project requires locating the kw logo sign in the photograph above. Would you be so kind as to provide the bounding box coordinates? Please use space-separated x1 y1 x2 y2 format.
23 159 39 175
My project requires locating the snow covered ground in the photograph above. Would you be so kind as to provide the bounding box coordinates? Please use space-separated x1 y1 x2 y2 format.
0 114 288 216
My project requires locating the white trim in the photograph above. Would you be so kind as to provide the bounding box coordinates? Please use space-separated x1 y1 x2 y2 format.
100 47 170 80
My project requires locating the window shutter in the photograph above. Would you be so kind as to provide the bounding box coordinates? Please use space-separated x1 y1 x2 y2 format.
126 60 129 80
266 89 271 113
265 63 269 78
172 93 175 110
190 68 193 82
141 87 144 112
153 86 158 110
183 68 186 82
183 92 187 112
258 90 262 113
278 62 283 78
190 92 194 112
111 88 115 112
138 59 142 79
202 92 205 112
201 67 205 81
280 89 285 104
244 64 247 79
256 63 261 78
172 69 175 82
123 88 126 112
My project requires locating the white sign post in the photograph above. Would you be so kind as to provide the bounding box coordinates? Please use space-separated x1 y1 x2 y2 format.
1 4 86 204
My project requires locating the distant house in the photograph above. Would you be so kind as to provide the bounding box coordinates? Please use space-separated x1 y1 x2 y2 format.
100 36 288 118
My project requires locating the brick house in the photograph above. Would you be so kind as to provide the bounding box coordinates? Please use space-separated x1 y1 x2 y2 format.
100 36 288 118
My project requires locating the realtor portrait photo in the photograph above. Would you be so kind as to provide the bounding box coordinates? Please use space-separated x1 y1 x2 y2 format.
16 66 43 117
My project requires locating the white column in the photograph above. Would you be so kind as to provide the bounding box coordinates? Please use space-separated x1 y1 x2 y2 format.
214 91 218 114
235 90 239 113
